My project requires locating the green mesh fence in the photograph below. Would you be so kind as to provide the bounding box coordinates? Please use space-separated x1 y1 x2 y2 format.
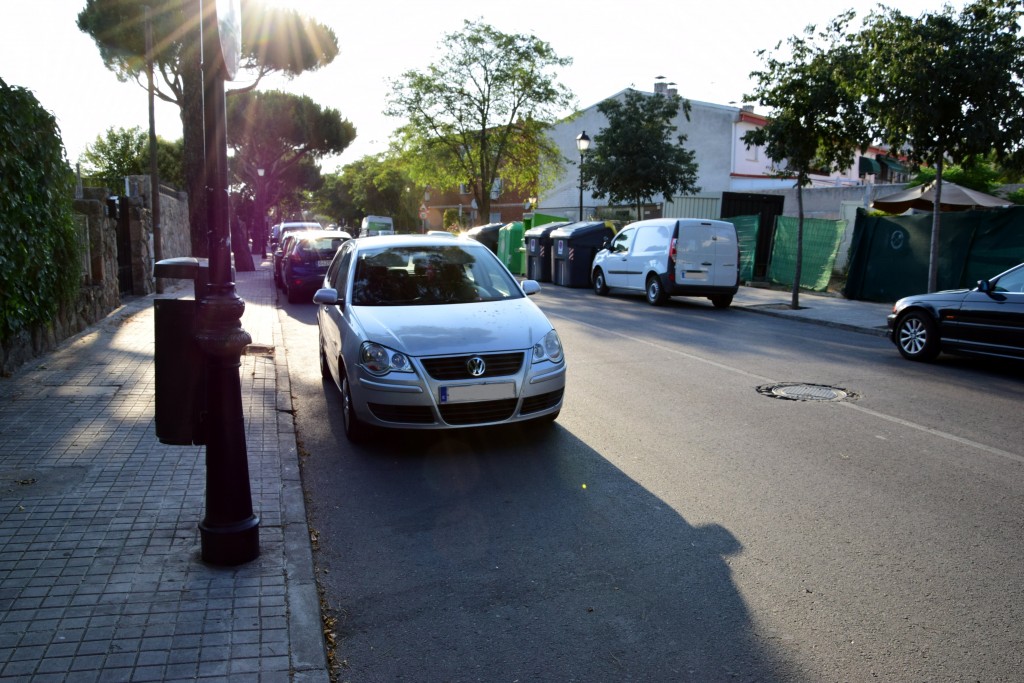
767 217 846 292
845 206 1024 302
722 215 760 282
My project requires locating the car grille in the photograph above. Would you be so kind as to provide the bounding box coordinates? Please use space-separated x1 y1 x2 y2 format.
367 403 435 424
521 389 564 414
439 399 517 425
421 352 524 380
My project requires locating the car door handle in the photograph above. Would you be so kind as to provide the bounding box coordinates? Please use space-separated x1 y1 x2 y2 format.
702 261 713 266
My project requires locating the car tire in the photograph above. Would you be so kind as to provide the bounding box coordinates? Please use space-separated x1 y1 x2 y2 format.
645 274 667 306
319 331 331 380
710 294 733 309
341 372 370 443
286 283 302 304
593 269 609 295
895 310 940 361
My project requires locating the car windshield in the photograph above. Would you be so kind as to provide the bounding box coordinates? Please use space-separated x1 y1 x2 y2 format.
350 244 523 306
302 236 348 260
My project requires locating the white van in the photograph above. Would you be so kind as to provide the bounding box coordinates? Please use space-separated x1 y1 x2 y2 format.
359 215 395 237
591 218 739 307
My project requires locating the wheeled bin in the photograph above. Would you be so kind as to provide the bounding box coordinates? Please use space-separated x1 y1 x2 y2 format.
464 222 504 255
550 221 615 287
524 221 570 283
497 222 526 275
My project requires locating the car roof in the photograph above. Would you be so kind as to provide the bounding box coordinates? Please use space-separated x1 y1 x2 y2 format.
296 229 353 241
353 234 484 249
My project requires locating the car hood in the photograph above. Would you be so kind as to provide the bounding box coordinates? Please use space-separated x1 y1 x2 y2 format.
352 299 552 357
896 288 972 308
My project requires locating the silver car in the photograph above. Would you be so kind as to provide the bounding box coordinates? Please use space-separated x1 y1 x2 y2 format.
314 235 566 442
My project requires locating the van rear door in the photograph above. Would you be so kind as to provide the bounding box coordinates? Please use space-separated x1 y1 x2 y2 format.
673 220 738 288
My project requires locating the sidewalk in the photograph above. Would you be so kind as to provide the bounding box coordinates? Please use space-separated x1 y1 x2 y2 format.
0 260 327 682
0 262 892 682
732 284 892 337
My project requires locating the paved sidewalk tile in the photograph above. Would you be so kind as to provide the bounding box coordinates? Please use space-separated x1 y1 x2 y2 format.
0 263 326 682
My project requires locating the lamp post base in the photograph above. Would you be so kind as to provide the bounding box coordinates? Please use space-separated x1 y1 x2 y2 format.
200 514 261 566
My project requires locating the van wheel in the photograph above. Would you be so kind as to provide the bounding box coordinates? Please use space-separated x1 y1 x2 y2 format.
645 275 667 306
593 269 609 295
710 294 733 309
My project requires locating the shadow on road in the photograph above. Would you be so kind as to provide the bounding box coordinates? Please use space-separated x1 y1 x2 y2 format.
304 396 802 682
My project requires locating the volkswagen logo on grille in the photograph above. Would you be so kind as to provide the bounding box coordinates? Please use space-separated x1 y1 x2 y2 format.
466 356 486 377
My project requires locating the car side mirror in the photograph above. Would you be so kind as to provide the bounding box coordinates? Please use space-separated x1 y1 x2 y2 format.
977 279 992 293
521 280 541 296
313 288 341 306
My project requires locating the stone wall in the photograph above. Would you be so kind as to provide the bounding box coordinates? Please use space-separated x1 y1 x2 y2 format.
0 181 190 376
1 193 120 375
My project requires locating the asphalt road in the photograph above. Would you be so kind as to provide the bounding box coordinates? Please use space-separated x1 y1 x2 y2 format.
279 284 1024 683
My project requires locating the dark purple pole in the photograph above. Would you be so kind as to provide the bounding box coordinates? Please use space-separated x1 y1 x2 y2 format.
195 0 259 565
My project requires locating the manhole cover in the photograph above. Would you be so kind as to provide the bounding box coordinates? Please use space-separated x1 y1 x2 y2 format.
757 383 855 402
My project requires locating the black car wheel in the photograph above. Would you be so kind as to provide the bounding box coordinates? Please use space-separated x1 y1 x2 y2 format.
710 294 733 309
895 310 940 361
341 372 370 443
319 331 330 380
645 274 667 306
593 269 609 295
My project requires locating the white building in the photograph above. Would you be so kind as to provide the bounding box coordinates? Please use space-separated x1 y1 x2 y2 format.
540 82 905 220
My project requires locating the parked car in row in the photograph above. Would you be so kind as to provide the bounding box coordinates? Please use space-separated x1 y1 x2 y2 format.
887 262 1024 361
313 234 566 441
591 218 740 307
280 230 352 304
269 221 321 251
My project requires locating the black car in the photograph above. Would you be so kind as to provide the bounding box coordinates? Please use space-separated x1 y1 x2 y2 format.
281 230 351 303
887 262 1024 361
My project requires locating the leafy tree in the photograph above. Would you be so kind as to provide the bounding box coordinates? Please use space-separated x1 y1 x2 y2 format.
79 126 147 190
582 89 700 222
312 172 358 229
909 159 1004 195
744 12 870 309
155 136 186 190
323 155 421 230
79 126 187 192
77 0 339 257
857 0 1024 291
386 19 573 220
226 89 354 262
0 78 79 344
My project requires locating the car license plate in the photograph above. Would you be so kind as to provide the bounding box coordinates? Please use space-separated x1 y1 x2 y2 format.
317 259 332 267
439 382 515 404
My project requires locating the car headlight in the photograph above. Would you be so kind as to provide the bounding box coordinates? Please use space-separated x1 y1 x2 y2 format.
532 329 564 364
359 342 413 375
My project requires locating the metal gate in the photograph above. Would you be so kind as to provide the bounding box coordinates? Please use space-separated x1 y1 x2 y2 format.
721 192 784 280
110 196 133 295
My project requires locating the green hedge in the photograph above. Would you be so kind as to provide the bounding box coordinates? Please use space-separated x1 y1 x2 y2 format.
0 78 80 343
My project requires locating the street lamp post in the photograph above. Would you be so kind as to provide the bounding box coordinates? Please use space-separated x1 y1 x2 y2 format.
196 0 260 566
575 131 591 221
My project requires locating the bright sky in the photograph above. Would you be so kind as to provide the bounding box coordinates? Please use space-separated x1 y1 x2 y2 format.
2 0 963 174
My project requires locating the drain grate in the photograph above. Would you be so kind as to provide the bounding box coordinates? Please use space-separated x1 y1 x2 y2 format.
757 383 855 402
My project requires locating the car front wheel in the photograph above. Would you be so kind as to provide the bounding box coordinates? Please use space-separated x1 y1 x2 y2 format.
341 372 370 443
593 269 609 295
895 310 940 361
319 331 330 380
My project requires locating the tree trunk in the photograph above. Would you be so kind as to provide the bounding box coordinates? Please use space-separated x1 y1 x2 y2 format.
928 158 944 293
181 0 207 258
791 181 804 310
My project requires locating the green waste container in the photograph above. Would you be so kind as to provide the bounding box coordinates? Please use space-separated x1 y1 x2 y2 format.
497 222 526 275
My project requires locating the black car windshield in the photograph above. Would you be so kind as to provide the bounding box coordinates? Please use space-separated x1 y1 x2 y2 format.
350 245 523 306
